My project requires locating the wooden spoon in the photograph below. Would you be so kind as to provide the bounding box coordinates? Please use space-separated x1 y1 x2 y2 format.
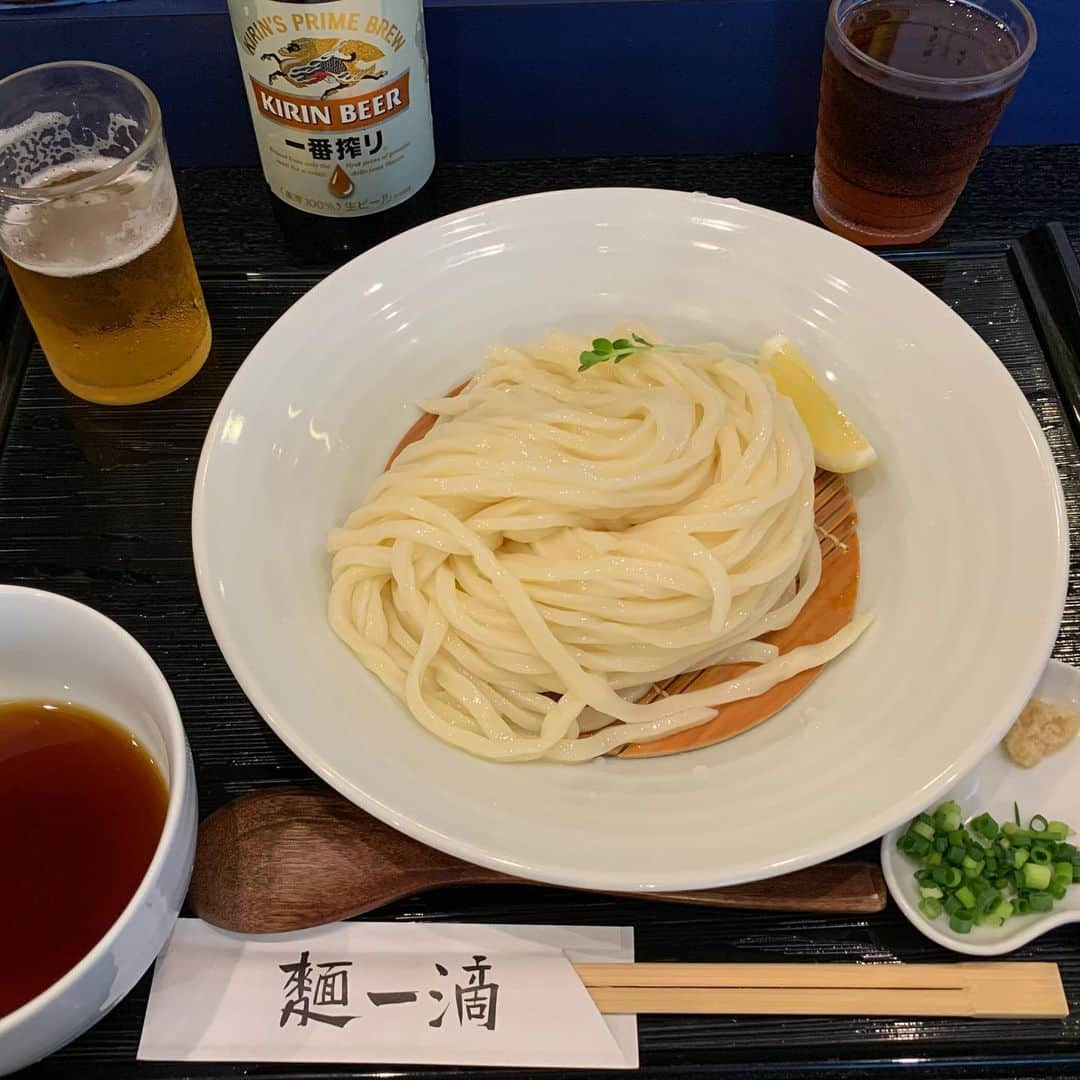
188 786 887 934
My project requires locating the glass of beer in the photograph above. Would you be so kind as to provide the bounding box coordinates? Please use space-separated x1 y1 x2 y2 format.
0 62 211 404
814 0 1035 246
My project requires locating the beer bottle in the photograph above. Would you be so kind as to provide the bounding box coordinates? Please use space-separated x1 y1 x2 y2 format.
226 0 436 262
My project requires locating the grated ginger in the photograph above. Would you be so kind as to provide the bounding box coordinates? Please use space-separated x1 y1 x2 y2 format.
1003 698 1080 768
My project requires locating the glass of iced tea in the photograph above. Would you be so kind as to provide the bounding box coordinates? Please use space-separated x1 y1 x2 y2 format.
0 62 211 404
814 0 1035 246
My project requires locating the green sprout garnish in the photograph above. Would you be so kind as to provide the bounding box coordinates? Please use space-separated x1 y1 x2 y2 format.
578 333 654 372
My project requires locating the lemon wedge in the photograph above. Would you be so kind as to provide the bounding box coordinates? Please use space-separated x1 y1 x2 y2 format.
757 335 877 474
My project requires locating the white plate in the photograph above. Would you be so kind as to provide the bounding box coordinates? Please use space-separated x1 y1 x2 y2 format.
882 659 1080 956
192 188 1067 892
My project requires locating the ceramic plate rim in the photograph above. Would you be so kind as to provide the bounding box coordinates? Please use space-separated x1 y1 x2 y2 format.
192 187 1069 891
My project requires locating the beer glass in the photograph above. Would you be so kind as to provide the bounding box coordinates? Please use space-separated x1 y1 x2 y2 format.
0 63 211 404
814 0 1035 246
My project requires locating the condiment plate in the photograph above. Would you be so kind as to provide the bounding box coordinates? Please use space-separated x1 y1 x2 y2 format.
882 659 1080 956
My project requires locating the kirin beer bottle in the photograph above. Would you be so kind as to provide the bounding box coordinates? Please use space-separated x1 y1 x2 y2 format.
226 0 436 261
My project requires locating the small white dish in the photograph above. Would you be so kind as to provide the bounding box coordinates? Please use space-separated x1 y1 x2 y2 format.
0 586 197 1076
882 658 1080 956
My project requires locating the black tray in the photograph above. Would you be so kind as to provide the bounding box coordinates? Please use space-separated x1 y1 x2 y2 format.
2 234 1080 1080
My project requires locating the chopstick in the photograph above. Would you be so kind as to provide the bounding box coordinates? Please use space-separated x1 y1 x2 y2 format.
1009 222 1080 445
573 962 1068 1018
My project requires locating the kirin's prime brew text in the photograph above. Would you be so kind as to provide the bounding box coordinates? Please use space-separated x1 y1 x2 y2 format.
227 0 436 261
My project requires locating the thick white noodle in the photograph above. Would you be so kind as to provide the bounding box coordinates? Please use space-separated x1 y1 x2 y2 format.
328 330 870 762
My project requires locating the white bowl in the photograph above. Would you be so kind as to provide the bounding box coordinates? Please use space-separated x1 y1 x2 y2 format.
882 659 1080 956
192 188 1067 892
0 586 196 1076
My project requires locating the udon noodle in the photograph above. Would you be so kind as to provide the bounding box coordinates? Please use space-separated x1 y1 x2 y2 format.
327 330 870 762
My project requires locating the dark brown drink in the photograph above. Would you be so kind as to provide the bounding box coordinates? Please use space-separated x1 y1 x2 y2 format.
814 0 1035 245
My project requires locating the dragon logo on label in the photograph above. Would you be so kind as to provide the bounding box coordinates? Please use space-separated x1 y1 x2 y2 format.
260 37 388 98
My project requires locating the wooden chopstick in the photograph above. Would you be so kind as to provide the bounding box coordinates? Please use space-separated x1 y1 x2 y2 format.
572 962 1068 1018
575 961 1050 988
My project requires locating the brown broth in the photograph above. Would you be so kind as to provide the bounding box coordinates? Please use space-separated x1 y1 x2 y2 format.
0 701 168 1017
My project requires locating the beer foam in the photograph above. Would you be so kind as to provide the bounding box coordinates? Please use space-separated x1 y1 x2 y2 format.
0 110 140 186
0 111 72 186
1 155 177 278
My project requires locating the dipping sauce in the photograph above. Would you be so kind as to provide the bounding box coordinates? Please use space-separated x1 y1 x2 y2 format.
0 701 168 1017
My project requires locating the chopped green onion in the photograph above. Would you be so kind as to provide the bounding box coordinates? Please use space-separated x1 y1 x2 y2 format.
954 885 976 910
949 911 975 933
935 802 962 832
918 897 943 919
900 833 931 858
899 801 1077 934
1023 863 1052 890
1029 844 1053 865
931 866 962 888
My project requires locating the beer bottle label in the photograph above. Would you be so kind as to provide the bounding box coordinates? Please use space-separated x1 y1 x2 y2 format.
227 0 435 218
